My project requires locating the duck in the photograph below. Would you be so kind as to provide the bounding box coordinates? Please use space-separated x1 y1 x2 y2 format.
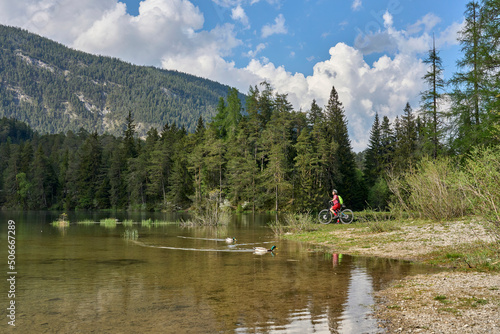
225 237 236 243
253 245 276 254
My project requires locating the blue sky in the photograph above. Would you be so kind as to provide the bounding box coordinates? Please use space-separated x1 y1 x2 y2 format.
0 0 469 151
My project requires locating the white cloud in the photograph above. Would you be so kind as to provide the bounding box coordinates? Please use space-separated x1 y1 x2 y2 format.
0 0 118 45
244 42 266 58
231 5 249 27
351 0 362 11
436 20 463 48
355 10 460 57
407 13 441 34
243 43 428 151
261 13 287 38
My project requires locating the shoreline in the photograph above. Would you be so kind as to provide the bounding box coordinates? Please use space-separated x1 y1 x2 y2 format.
284 219 500 333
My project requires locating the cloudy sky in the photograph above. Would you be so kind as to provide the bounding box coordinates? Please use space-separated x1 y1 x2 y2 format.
0 0 468 151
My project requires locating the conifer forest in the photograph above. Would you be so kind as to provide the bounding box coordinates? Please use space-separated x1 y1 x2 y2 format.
0 0 498 215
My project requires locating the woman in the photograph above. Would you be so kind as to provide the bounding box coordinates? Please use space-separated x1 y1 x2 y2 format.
330 189 341 218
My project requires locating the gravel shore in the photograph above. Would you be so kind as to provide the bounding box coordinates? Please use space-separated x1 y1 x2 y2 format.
302 220 500 333
375 271 500 333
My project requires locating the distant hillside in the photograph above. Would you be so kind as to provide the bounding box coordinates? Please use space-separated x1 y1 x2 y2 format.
0 24 236 137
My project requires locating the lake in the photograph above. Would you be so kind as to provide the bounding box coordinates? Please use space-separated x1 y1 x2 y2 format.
1 211 442 333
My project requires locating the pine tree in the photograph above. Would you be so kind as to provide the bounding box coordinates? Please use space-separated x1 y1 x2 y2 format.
212 97 227 139
203 126 226 203
77 132 102 209
168 136 192 209
323 86 360 209
294 127 322 211
258 81 274 126
258 93 294 211
307 99 323 126
420 35 445 158
242 85 262 211
124 110 137 159
448 0 499 152
30 144 56 209
363 113 382 189
225 119 259 210
395 103 418 171
225 87 243 138
380 115 395 168
108 143 127 209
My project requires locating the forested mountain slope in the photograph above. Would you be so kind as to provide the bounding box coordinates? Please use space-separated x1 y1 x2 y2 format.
0 24 235 137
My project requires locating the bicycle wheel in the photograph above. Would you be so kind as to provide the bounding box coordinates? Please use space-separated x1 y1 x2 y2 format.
339 209 354 224
318 209 333 224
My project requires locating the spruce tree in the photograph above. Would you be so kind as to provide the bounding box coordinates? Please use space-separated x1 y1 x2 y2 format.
294 127 322 211
323 86 359 208
77 132 102 209
448 0 499 152
363 113 382 189
124 110 137 159
307 99 323 126
395 103 418 171
420 36 445 158
30 144 56 209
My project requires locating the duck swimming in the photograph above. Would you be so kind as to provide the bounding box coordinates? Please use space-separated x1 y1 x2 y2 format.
253 245 276 254
225 237 236 243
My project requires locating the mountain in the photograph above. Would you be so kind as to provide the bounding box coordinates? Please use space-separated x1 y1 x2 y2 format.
0 24 236 137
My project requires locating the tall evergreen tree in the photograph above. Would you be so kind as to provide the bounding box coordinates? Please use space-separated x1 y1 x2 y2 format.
380 115 395 168
420 35 446 158
323 86 360 208
225 87 243 138
363 113 382 188
307 99 323 126
447 0 500 152
212 97 228 139
124 110 137 159
258 93 294 211
225 119 259 210
395 103 418 171
77 132 102 209
294 127 322 211
30 144 56 209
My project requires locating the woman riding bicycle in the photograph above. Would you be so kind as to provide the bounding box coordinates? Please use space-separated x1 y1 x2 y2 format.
330 189 341 218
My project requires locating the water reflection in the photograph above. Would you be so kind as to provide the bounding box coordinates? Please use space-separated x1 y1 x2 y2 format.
0 211 443 333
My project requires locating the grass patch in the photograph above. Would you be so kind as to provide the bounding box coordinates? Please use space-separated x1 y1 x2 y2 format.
458 297 489 308
51 220 69 227
438 307 461 315
152 220 176 225
122 219 134 227
423 242 500 271
141 219 153 227
100 218 117 228
434 295 448 303
51 213 69 227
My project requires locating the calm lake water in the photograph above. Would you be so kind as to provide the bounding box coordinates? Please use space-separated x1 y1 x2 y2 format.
1 211 442 333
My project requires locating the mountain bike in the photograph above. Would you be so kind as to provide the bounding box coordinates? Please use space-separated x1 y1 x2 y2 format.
318 203 354 224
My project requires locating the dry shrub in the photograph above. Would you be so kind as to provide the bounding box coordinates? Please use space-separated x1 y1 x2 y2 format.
269 213 317 236
387 156 469 220
460 147 500 248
